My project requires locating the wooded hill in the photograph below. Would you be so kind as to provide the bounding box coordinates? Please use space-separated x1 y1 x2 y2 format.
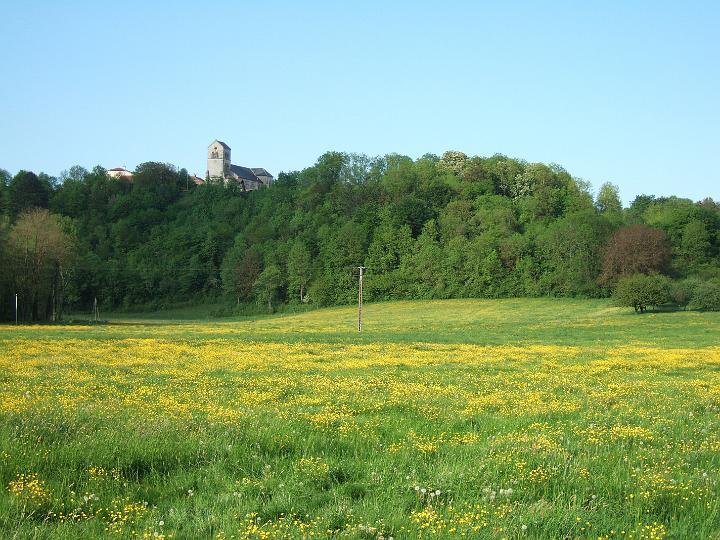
1 151 719 320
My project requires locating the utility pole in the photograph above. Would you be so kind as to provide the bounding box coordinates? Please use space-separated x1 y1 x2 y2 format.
357 266 365 332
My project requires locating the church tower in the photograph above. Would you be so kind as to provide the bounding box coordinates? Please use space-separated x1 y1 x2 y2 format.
205 139 274 190
207 140 231 180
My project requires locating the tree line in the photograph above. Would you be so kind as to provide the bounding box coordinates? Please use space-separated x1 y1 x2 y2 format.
1 151 719 321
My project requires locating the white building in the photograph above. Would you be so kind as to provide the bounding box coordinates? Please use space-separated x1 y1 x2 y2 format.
107 167 134 181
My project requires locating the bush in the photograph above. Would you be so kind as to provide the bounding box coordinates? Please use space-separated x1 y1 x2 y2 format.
669 279 702 309
613 273 671 313
688 281 720 311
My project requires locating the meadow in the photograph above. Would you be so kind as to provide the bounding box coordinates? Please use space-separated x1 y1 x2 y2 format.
1 298 719 539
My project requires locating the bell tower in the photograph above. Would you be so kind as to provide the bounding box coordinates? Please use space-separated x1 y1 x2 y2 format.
207 140 231 180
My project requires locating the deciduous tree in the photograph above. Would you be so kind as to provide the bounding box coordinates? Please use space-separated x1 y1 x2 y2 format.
8 208 73 320
613 273 671 313
254 264 282 312
8 171 50 220
288 239 312 302
600 225 671 286
596 182 622 214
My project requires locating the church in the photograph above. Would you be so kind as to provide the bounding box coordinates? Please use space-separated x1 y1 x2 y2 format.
206 140 273 191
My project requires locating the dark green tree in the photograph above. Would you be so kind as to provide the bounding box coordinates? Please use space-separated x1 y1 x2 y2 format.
221 242 262 304
0 168 10 217
8 170 50 220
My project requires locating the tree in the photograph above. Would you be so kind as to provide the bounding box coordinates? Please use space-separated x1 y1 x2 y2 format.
288 239 312 302
365 221 413 300
678 220 711 271
403 219 446 298
8 171 50 220
613 274 671 313
254 264 282 312
8 208 73 320
688 281 720 311
221 243 262 304
627 194 657 223
477 249 506 298
0 168 10 217
437 151 468 176
596 182 622 214
0 219 12 320
669 279 698 309
459 157 496 196
537 210 612 296
600 225 671 286
517 163 586 222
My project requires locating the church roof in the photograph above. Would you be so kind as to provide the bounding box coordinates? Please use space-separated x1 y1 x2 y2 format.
212 140 231 150
250 168 273 178
230 164 259 182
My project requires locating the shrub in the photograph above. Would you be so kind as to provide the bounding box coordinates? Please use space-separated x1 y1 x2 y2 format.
613 273 671 313
688 281 720 311
669 279 701 309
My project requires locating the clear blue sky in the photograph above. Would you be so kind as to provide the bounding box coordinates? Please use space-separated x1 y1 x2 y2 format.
1 1 718 203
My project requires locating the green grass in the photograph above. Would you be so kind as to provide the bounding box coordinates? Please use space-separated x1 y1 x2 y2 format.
12 298 719 347
1 299 719 538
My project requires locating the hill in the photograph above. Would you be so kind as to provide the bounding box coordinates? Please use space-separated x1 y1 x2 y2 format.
1 152 719 321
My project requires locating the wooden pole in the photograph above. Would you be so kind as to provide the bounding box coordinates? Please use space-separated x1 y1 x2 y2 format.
357 266 365 332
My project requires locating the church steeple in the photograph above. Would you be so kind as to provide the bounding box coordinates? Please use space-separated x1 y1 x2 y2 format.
207 140 231 180
205 139 273 190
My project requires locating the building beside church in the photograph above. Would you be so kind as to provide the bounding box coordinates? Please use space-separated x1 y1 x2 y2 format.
107 167 134 181
206 140 273 190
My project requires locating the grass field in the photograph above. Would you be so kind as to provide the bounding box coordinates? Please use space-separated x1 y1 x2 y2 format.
1 299 720 539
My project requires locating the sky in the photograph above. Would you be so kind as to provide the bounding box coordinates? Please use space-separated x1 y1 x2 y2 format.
0 1 718 204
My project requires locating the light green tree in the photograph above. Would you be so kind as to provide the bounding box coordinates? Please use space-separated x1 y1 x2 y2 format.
595 182 622 214
254 264 282 312
437 151 468 176
288 239 312 302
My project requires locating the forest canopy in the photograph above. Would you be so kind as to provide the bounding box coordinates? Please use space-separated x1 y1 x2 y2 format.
1 151 718 320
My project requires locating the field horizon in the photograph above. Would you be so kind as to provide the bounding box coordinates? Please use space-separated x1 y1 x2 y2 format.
6 297 719 346
2 299 719 538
